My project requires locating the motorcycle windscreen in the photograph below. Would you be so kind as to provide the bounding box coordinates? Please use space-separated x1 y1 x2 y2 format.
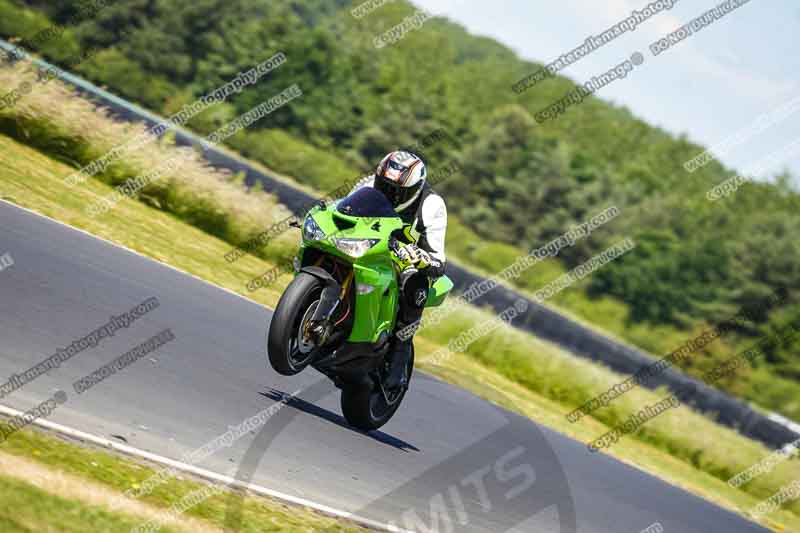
336 187 398 218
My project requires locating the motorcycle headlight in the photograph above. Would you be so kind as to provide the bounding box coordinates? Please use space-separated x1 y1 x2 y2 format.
302 216 326 241
334 238 380 258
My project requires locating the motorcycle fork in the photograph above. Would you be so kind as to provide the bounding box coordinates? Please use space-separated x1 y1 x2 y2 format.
307 269 353 345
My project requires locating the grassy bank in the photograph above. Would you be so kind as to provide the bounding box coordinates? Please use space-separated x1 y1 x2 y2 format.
0 473 184 533
0 424 368 532
1 125 798 531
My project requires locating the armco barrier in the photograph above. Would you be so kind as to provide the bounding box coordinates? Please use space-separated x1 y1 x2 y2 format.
4 38 797 449
447 264 799 448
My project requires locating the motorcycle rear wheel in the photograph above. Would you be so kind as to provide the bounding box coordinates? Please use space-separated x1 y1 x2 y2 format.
341 347 414 431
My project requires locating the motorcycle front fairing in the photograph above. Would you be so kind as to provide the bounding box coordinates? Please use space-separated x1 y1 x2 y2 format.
348 258 398 343
295 188 405 345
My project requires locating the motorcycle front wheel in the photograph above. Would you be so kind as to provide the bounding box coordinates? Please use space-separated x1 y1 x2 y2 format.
267 272 324 376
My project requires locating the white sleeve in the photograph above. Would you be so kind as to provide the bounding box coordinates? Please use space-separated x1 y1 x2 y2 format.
420 194 447 264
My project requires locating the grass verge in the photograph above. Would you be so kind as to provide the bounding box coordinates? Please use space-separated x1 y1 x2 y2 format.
0 426 367 532
0 472 182 533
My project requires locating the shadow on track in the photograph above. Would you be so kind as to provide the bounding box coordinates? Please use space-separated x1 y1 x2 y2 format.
260 387 420 452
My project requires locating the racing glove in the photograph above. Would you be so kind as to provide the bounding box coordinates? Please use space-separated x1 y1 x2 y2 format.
394 243 440 271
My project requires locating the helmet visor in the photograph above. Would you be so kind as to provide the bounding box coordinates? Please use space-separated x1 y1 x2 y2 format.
381 159 408 182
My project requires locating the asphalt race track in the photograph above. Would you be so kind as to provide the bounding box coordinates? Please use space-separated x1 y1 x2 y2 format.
0 200 769 533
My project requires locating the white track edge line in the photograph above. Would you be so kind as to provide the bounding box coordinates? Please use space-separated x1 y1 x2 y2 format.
0 403 410 532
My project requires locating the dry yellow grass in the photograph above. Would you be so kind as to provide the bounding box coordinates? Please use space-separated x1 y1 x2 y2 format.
0 451 221 533
0 60 293 242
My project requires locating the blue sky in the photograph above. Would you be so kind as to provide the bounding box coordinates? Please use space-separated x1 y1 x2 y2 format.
412 0 800 182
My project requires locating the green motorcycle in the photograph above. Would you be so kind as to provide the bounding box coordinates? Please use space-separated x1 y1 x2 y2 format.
267 187 453 430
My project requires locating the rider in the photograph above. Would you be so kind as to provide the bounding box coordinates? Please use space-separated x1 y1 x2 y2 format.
349 151 447 389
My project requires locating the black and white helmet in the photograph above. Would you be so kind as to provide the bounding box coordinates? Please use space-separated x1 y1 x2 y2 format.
374 151 426 211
